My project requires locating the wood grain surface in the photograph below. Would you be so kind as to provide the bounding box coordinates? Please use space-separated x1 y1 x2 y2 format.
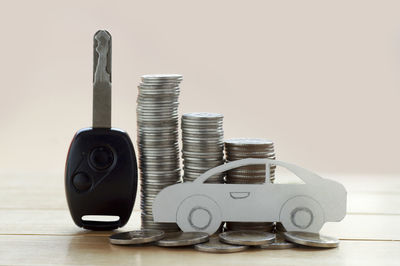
0 173 399 265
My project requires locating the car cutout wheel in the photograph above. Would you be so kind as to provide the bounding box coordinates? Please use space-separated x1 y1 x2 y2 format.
279 196 324 233
176 195 222 235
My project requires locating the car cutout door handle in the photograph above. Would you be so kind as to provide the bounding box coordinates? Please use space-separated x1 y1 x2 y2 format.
230 192 250 199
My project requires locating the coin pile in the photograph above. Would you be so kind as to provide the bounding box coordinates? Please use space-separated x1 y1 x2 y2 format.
181 113 225 183
109 229 339 252
224 138 276 232
137 74 183 232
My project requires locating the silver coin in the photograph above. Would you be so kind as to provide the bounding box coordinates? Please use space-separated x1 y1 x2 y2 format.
226 145 274 150
182 124 223 129
182 143 224 149
182 152 224 158
225 138 273 145
109 229 164 245
140 81 181 86
142 73 183 79
194 236 248 253
283 231 339 248
137 94 179 99
138 90 179 96
258 233 296 249
183 171 224 177
182 126 223 131
182 146 223 151
139 84 179 90
137 113 179 119
140 169 181 175
156 232 209 247
140 177 181 182
182 122 223 127
182 156 224 161
140 177 181 183
219 230 276 246
225 151 274 156
136 103 179 108
137 100 178 106
141 78 181 83
139 144 178 150
182 112 223 119
228 169 267 174
138 126 179 132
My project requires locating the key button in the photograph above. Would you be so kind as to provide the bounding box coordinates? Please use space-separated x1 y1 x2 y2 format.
89 146 114 170
72 172 92 192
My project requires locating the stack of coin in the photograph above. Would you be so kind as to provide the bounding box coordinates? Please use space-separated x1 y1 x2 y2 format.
225 138 276 232
137 74 183 232
181 113 225 183
225 138 276 184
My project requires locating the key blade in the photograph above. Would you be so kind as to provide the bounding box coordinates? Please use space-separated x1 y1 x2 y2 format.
93 30 112 128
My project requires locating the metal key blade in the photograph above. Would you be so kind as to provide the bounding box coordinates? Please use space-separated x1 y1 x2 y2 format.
93 30 112 128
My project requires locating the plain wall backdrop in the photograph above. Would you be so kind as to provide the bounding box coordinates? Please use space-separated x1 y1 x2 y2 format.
0 0 399 175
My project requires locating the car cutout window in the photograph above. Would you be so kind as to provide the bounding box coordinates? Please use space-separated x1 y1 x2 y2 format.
194 158 323 185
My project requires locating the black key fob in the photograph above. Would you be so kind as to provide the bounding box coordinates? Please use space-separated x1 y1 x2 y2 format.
65 128 137 230
65 30 137 230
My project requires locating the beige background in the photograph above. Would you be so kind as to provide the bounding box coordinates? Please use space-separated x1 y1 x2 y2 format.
0 0 399 176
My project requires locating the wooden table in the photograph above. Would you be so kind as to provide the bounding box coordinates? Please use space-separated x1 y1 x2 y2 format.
1 173 399 265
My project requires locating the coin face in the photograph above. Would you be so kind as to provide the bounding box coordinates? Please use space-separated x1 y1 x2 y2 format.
142 74 183 80
194 236 248 253
219 230 276 246
258 233 296 249
182 112 224 120
109 229 165 245
156 232 209 247
283 231 339 248
225 138 273 146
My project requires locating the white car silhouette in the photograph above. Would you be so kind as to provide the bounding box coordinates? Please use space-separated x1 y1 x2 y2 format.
153 158 347 235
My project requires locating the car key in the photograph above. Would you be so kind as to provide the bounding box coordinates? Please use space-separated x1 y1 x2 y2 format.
65 30 138 230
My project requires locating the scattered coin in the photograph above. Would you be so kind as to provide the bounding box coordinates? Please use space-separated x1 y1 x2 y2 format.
109 229 165 245
156 232 209 247
219 230 276 246
258 233 296 249
283 231 339 248
194 236 249 253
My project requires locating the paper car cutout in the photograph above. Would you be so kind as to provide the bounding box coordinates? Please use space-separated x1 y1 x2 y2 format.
152 158 347 235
